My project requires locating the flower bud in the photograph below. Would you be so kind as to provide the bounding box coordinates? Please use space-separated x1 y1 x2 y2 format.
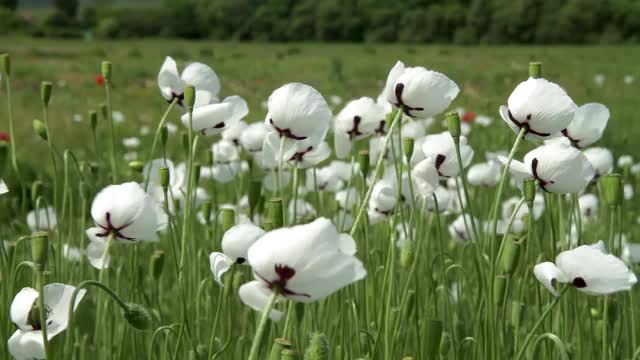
523 179 536 207
400 241 413 269
158 167 170 190
268 198 284 229
446 111 461 140
248 180 262 215
529 62 542 79
510 301 525 328
269 338 292 360
304 332 329 360
358 150 370 178
280 349 298 360
0 53 10 76
33 119 48 141
100 103 108 120
200 202 212 225
221 208 235 233
101 61 112 83
262 219 273 231
123 303 152 330
160 125 168 148
385 108 398 128
500 237 521 275
193 163 201 185
31 232 49 268
128 161 144 173
602 174 622 208
149 250 165 280
425 319 443 359
0 142 8 170
494 275 507 306
402 137 414 161
89 110 98 131
181 131 189 154
184 85 196 110
41 81 53 107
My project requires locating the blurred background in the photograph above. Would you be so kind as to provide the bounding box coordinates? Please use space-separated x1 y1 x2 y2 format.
1 0 640 43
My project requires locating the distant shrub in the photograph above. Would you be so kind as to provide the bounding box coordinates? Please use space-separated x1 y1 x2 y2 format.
95 6 166 39
0 7 26 34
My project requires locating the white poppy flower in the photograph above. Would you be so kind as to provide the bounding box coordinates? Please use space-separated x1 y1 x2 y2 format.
499 78 577 140
262 171 291 193
624 75 635 85
287 142 331 169
402 119 427 139
334 97 386 158
421 132 474 178
507 143 594 193
412 157 440 199
0 178 8 195
157 56 220 109
63 244 83 262
288 199 316 223
448 214 476 242
578 194 599 220
209 223 266 286
475 115 493 127
181 95 248 136
328 160 357 182
415 186 451 213
502 194 544 222
264 83 332 159
140 125 151 136
383 61 459 118
165 122 178 134
367 179 397 224
305 166 344 192
123 152 138 162
618 155 634 168
336 187 360 211
534 241 637 296
583 147 613 178
467 161 501 187
72 114 82 123
8 284 86 360
624 184 634 200
594 74 605 86
112 111 126 123
122 137 141 149
239 218 366 320
632 163 640 175
622 241 640 264
561 103 609 148
240 122 269 154
329 95 343 106
222 120 249 146
27 207 57 232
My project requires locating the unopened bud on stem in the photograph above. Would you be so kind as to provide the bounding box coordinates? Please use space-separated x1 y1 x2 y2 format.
221 208 235 232
41 81 53 107
523 179 536 206
33 119 48 141
158 167 170 190
446 111 461 140
101 61 112 83
31 232 48 269
123 303 152 330
602 174 622 208
0 53 10 76
403 137 414 161
529 62 542 79
89 110 98 131
149 250 165 280
358 150 370 178
184 85 196 110
268 198 284 229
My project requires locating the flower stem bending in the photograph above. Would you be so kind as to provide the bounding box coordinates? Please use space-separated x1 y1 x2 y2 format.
247 288 281 360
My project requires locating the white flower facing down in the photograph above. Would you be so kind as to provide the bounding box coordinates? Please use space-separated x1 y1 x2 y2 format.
507 143 594 193
239 218 366 320
578 193 599 220
181 95 249 136
210 223 266 286
8 284 86 360
421 132 474 178
264 83 332 161
26 207 57 232
222 120 249 147
467 161 502 187
86 182 167 269
534 241 637 296
240 122 269 154
203 140 243 183
122 137 141 149
499 78 577 140
0 178 8 195
157 56 220 109
334 97 386 158
561 103 609 148
383 61 459 118
305 166 344 193
583 147 614 178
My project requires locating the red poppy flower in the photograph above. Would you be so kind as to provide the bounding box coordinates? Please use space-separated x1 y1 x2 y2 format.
462 111 476 123
95 75 105 86
0 131 10 143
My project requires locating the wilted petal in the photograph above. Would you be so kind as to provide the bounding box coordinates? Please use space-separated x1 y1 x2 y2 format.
533 262 566 296
238 281 283 321
209 252 234 287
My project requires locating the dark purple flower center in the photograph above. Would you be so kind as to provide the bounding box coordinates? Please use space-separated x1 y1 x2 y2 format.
561 129 582 148
394 83 424 118
507 110 550 137
572 277 587 288
347 116 363 139
375 120 386 135
169 91 184 107
435 154 447 177
256 264 310 298
96 212 136 241
531 158 555 193
269 119 308 140
289 146 314 162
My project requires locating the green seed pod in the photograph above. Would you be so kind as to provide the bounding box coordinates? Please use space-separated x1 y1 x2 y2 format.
100 103 108 120
358 150 370 178
0 53 10 76
439 332 451 357
0 142 8 174
500 237 522 274
221 208 235 233
158 167 170 190
385 108 398 128
304 332 329 360
446 111 461 140
123 303 152 330
529 62 542 79
402 357 414 360
101 61 112 82
248 180 262 215
41 81 53 107
522 179 536 206
269 338 292 360
149 250 165 281
128 161 144 173
402 137 414 161
400 240 413 269
28 298 43 330
89 110 98 131
200 202 212 225
184 85 196 110
602 174 622 208
509 301 524 328
160 125 168 148
494 275 507 306
425 319 443 359
281 349 298 360
31 232 49 268
193 163 202 185
268 198 284 229
32 119 48 141
262 219 273 231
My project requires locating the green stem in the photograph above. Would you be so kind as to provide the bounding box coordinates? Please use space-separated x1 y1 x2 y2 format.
104 79 118 183
143 98 178 191
453 138 480 242
36 268 52 359
247 289 280 360
3 74 27 214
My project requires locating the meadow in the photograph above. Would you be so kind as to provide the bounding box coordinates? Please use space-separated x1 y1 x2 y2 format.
0 36 639 359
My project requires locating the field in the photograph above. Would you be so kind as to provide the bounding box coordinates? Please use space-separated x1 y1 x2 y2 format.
0 36 639 359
